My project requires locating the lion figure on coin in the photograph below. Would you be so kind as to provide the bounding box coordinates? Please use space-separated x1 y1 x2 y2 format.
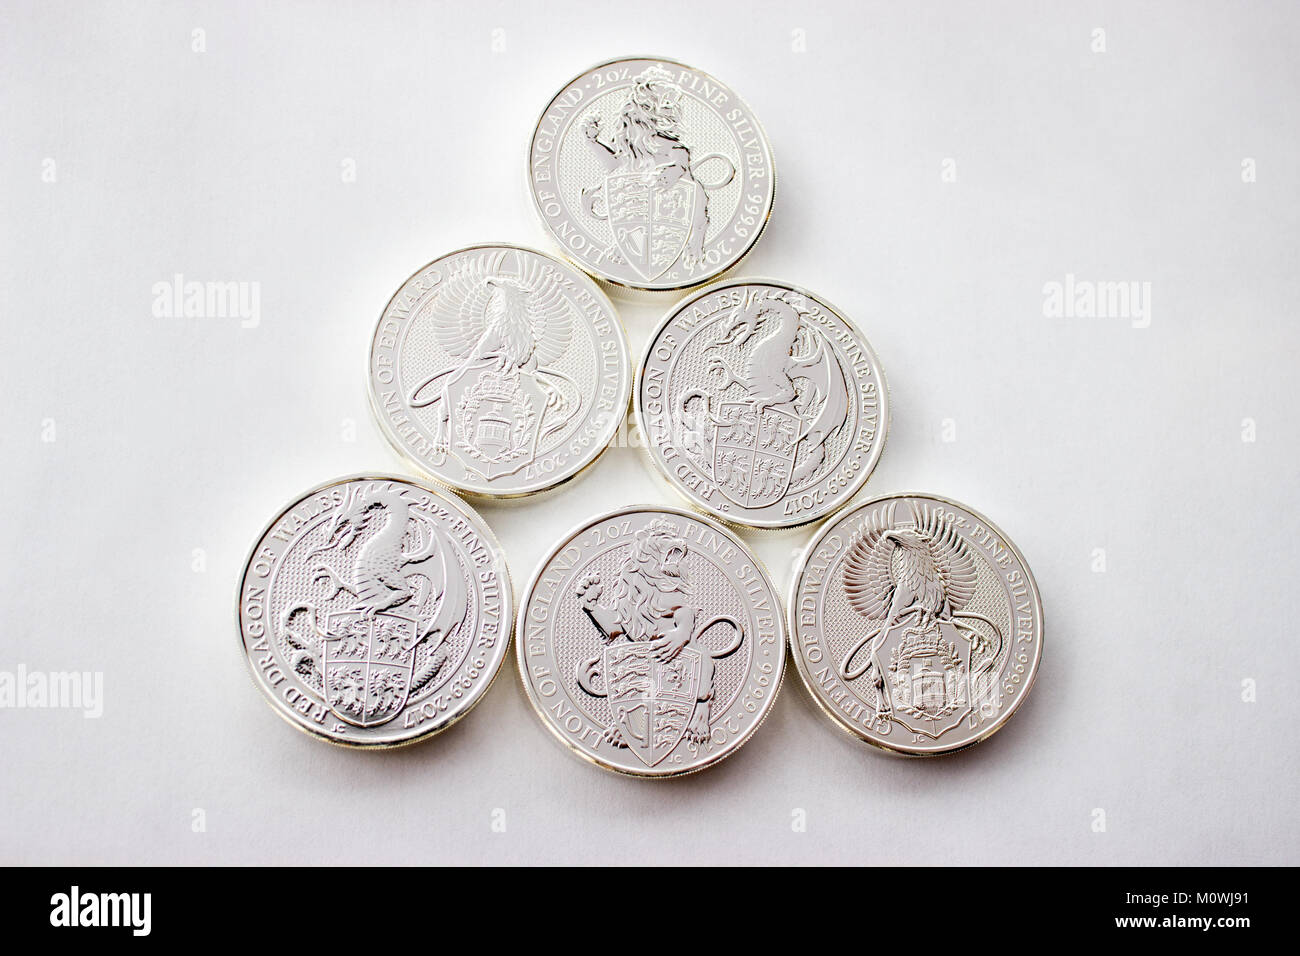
574 519 741 747
583 66 710 263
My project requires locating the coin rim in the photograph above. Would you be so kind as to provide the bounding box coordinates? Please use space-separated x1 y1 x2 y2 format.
235 472 515 749
366 242 633 499
514 502 787 777
787 491 1045 757
524 55 777 294
632 276 891 530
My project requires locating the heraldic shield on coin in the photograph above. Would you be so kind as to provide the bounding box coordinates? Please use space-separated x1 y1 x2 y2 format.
789 494 1043 756
636 279 888 529
528 57 776 292
517 507 785 776
237 476 512 747
368 244 631 497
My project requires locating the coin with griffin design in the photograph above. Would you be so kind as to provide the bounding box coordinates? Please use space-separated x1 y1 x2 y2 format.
527 57 775 292
368 244 631 497
237 475 512 747
789 493 1043 756
516 506 785 777
635 278 888 529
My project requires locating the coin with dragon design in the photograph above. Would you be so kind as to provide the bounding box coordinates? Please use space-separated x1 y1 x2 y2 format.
635 279 888 529
516 506 785 776
789 493 1043 756
527 57 775 292
368 244 631 497
237 476 512 747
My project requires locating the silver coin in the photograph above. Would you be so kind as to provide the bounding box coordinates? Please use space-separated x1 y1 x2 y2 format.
237 475 512 747
368 244 631 498
527 57 776 292
516 505 785 776
635 278 888 529
789 493 1043 756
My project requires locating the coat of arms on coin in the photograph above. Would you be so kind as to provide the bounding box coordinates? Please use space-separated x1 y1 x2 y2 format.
237 476 511 747
636 279 888 528
368 244 630 497
517 507 784 776
528 57 775 292
789 494 1043 755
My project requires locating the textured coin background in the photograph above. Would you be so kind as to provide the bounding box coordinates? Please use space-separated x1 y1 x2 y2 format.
789 493 1043 756
368 243 630 497
528 56 775 292
636 279 888 529
517 506 785 777
237 476 512 747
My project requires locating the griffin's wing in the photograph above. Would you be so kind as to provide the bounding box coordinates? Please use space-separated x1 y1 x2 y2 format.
912 501 978 612
841 502 897 620
430 252 500 356
515 251 572 366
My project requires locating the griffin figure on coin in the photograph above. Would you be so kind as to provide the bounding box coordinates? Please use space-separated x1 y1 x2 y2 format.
839 500 1008 737
405 249 583 481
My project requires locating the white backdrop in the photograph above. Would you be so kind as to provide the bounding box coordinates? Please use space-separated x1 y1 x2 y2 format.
2 0 1296 865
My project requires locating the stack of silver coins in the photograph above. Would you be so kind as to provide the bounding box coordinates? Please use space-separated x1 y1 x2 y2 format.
237 57 1043 775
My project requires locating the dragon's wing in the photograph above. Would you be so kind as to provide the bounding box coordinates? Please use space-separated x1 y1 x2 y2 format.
841 502 897 620
790 329 848 438
911 501 978 613
515 251 572 366
430 252 500 357
423 525 467 643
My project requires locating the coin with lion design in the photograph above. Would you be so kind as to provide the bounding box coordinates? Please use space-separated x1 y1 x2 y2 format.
237 475 512 747
527 57 776 292
516 505 785 776
789 493 1043 756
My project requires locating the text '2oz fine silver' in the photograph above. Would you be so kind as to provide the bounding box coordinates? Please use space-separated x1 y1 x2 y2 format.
369 244 631 498
636 279 888 529
789 493 1043 756
238 476 512 747
517 506 785 777
528 57 775 292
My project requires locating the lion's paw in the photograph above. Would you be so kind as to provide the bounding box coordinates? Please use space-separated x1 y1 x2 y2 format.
602 724 628 748
684 709 711 745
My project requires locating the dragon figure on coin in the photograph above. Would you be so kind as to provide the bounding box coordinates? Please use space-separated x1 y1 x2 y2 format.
678 291 850 510
278 483 468 727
